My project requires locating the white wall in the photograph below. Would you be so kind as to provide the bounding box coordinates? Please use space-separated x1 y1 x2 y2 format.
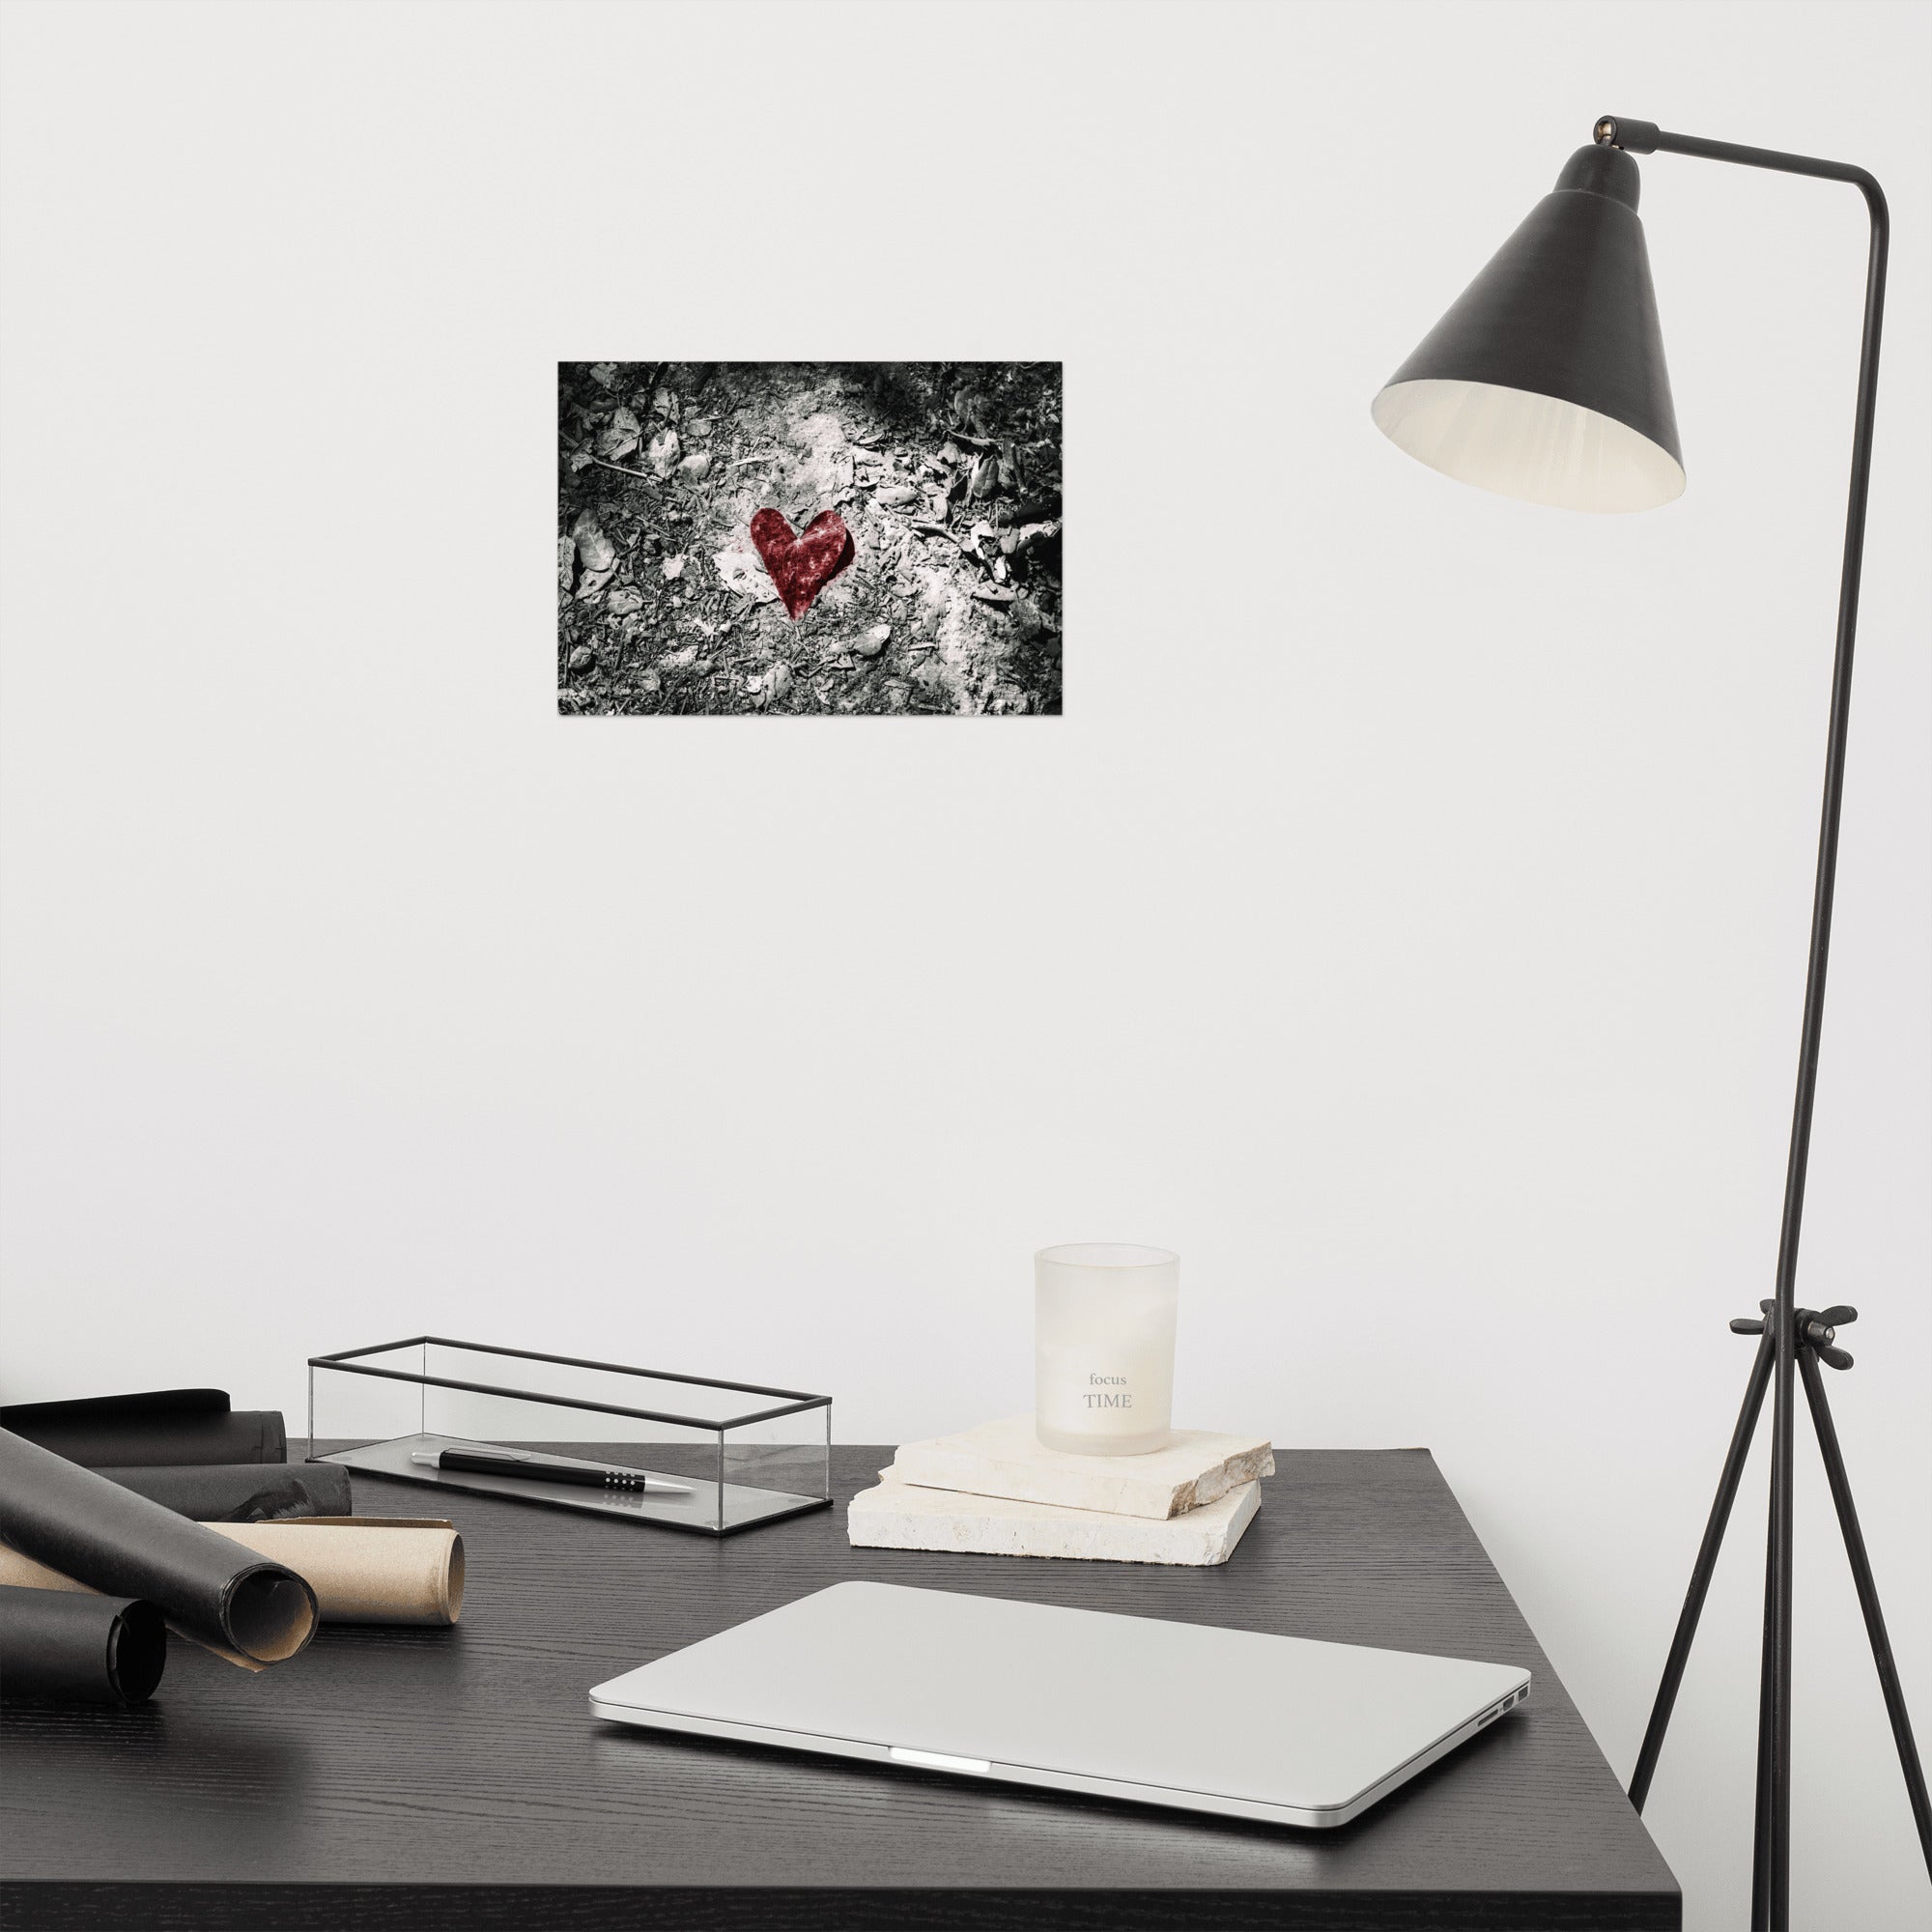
2 2 1926 1923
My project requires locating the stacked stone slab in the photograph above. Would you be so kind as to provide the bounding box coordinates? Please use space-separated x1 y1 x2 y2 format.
847 1416 1274 1566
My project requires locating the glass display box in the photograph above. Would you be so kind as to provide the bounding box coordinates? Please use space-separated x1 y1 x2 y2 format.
308 1337 832 1536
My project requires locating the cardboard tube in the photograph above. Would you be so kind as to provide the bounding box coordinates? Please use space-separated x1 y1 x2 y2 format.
0 1391 285 1465
97 1462 354 1522
0 1584 168 1704
0 1518 462 1628
0 1429 315 1668
204 1520 465 1625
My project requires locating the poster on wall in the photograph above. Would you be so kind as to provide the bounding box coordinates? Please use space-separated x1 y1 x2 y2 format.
557 362 1063 717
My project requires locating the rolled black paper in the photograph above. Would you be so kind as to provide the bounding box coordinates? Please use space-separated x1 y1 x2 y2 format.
0 1584 167 1704
0 1429 316 1666
97 1463 354 1522
0 1390 285 1467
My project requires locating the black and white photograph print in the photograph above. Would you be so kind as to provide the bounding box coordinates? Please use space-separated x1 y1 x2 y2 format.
557 362 1063 716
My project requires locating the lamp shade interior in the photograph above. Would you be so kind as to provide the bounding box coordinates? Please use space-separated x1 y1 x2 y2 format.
1372 377 1685 513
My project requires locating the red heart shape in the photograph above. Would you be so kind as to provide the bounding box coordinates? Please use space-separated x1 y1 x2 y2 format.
751 508 854 620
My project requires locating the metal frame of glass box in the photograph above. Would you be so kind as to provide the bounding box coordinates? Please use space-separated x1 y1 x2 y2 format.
306 1336 833 1537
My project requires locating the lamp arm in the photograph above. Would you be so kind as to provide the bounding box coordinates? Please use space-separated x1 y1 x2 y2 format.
1597 115 1892 1931
1594 115 1886 209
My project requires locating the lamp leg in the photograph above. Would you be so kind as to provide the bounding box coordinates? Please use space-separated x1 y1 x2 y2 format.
1630 1328 1775 1810
1798 1349 1932 1871
1752 1462 1780 1932
1766 1303 1796 1932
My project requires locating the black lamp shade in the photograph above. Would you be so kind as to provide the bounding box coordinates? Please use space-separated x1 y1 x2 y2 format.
1373 146 1684 512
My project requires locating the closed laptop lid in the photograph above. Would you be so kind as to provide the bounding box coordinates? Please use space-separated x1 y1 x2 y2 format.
589 1580 1529 1817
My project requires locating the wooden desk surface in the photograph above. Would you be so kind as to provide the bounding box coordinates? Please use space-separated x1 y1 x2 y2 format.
1 1445 1679 1930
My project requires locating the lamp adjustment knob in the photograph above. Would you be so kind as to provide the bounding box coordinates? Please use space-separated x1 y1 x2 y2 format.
1594 115 1662 155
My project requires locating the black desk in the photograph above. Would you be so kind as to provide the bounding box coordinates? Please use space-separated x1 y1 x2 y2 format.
1 1446 1679 1929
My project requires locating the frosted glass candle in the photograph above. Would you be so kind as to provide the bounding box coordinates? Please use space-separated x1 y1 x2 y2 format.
1034 1243 1179 1457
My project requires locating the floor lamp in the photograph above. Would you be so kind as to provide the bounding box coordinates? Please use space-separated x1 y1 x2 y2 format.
1370 116 1927 1931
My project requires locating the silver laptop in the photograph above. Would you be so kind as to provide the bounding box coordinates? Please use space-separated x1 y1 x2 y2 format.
588 1580 1530 1828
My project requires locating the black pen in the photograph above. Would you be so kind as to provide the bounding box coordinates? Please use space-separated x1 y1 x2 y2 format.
410 1445 691 1495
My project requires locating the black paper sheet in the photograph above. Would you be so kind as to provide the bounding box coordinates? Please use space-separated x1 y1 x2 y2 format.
98 1463 354 1522
0 1390 285 1466
0 1583 167 1704
0 1429 316 1668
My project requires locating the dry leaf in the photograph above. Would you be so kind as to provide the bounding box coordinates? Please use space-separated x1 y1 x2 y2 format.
713 532 781 603
570 511 615 574
662 554 686 581
587 363 618 389
677 451 714 484
1012 519 1063 552
599 406 642 461
647 426 681 479
556 535 576 591
571 511 616 600
969 451 998 498
876 484 919 508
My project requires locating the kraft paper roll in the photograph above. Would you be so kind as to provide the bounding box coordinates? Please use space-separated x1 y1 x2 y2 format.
206 1519 465 1625
0 1390 285 1466
0 1519 464 1628
98 1463 354 1522
0 1429 315 1670
0 1583 168 1704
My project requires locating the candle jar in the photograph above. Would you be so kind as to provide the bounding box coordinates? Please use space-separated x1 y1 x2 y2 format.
1034 1243 1179 1456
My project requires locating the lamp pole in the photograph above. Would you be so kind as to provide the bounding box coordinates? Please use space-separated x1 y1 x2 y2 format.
1592 118 1904 1932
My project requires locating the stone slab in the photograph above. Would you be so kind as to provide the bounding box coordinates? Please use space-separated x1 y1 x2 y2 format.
889 1414 1274 1520
847 1466 1261 1566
